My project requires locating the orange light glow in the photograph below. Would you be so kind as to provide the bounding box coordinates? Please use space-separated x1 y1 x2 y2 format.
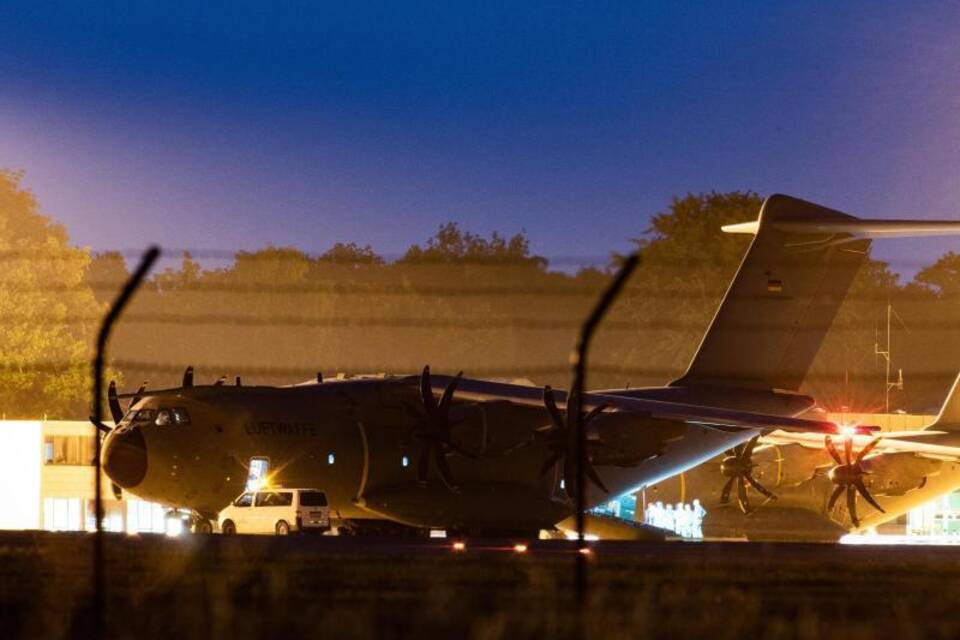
578 547 592 556
452 541 466 552
838 424 858 438
513 543 528 554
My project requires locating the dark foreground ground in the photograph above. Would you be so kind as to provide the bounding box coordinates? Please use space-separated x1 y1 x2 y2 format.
1 531 958 639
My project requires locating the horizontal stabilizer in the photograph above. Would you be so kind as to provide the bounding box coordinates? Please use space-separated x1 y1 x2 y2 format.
723 219 960 238
928 372 960 431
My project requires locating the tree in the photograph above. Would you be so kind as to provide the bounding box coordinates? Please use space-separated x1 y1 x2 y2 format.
913 252 960 298
86 251 130 304
593 192 758 386
0 170 103 417
400 223 545 267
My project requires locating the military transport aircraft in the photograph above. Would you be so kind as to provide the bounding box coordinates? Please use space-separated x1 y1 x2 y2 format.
643 372 960 541
97 194 960 536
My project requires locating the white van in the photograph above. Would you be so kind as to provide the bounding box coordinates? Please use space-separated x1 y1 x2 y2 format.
218 488 330 535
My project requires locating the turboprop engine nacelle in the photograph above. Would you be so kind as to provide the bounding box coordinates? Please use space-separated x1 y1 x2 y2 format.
860 453 942 497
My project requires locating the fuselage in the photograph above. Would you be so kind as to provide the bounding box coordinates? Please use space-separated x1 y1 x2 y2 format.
103 374 802 533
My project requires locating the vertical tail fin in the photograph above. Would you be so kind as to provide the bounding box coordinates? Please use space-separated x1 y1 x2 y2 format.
928 372 960 431
671 194 871 393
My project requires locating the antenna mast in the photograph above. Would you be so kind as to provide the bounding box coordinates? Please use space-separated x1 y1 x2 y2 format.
875 302 904 414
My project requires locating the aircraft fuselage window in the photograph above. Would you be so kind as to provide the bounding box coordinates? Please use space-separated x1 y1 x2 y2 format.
171 408 191 425
234 493 254 507
155 409 173 426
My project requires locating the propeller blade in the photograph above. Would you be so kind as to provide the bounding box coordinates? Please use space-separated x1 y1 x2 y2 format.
744 474 777 501
744 436 759 459
130 381 147 406
720 477 735 504
438 371 463 416
542 386 565 430
855 437 882 464
584 461 610 494
847 485 859 528
404 402 423 421
565 390 582 433
446 441 478 460
89 416 112 435
316 372 323 384
724 449 737 458
419 366 438 415
854 478 886 515
183 366 194 387
824 436 843 466
583 402 610 424
416 444 432 485
107 381 124 424
111 482 123 500
235 376 242 386
736 477 751 514
540 451 563 477
827 484 844 511
843 436 853 466
434 448 459 491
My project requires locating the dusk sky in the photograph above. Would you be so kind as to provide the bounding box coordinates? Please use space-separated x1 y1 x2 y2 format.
1 2 958 273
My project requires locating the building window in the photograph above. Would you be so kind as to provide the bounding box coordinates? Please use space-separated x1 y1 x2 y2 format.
126 499 167 534
43 436 95 465
402 455 409 468
327 453 335 465
43 497 82 531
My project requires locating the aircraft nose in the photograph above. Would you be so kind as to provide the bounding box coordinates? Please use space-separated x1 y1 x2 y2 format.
103 427 147 488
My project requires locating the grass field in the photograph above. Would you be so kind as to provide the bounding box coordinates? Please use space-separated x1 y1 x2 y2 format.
1 531 958 639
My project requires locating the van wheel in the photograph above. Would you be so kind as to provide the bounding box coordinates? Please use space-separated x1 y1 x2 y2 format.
276 520 291 535
221 520 236 535
195 519 213 534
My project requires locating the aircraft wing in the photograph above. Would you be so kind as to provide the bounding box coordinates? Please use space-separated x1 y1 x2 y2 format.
762 430 960 462
434 375 849 435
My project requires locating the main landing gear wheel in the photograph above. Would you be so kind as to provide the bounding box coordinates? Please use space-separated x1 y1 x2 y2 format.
276 520 291 535
194 519 213 534
221 520 236 535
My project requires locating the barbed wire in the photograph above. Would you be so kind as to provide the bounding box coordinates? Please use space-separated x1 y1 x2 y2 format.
0 358 953 384
0 246 955 269
0 280 953 300
5 312 959 330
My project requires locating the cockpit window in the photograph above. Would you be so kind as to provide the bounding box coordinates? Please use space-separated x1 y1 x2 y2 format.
146 407 191 426
132 409 156 424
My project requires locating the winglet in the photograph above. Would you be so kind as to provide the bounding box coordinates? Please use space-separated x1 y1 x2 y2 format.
928 372 960 431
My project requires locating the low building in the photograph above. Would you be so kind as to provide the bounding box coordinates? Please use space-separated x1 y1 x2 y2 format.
0 420 169 534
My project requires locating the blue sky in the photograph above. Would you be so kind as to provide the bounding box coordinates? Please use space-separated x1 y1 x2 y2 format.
1 2 958 273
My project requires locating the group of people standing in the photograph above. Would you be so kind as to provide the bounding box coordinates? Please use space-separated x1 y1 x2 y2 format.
644 500 706 539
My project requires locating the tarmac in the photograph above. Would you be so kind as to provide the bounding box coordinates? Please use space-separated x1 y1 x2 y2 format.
2 530 959 639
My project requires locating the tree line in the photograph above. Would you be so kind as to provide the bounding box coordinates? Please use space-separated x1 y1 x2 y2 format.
2 169 959 418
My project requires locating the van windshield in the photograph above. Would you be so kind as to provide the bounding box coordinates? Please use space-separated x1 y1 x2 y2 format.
299 491 328 507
